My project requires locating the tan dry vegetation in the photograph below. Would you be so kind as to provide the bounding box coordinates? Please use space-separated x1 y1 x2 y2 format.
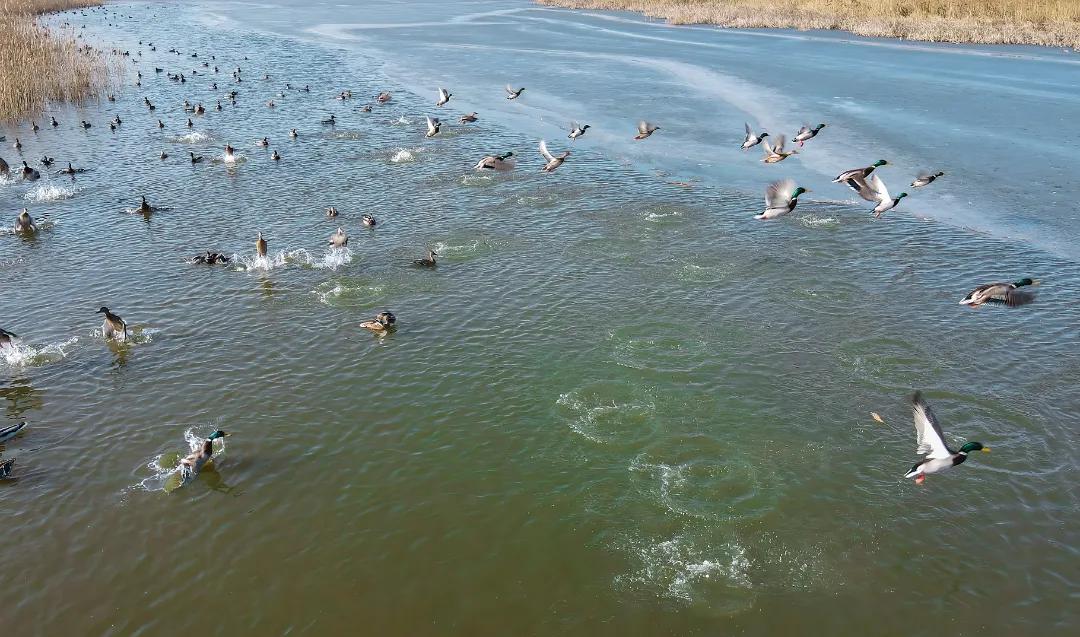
537 0 1080 48
0 0 118 122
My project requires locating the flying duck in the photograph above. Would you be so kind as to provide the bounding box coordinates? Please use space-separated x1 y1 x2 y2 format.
459 112 478 124
96 306 128 342
741 123 768 150
505 85 525 100
848 173 907 217
792 123 826 146
360 311 396 332
756 180 809 220
958 278 1039 308
904 392 989 485
833 160 887 184
568 123 590 140
539 140 569 172
634 121 660 140
425 117 441 138
474 152 515 171
436 87 452 107
761 135 797 163
911 171 945 188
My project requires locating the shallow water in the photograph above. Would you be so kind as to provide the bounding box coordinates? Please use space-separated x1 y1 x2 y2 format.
2 1 1079 635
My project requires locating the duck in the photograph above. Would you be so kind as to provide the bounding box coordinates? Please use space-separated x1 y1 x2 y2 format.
325 206 339 218
157 119 165 129
160 151 168 160
376 91 392 103
137 196 156 215
14 208 38 234
360 104 372 113
539 140 569 172
435 87 452 107
189 251 231 265
179 430 228 479
425 116 441 138
0 457 14 480
58 162 86 175
289 128 298 138
361 214 376 228
0 156 7 175
761 135 797 163
39 156 54 167
329 227 349 248
413 249 437 267
186 118 194 128
80 121 91 129
189 152 204 164
459 112 478 124
266 100 275 108
271 150 281 161
96 306 128 342
224 144 236 161
911 171 945 188
756 179 809 220
32 122 40 132
0 329 17 351
741 123 768 150
360 311 396 332
474 152 515 171
505 85 525 100
112 115 122 125
634 121 660 140
109 122 117 132
195 104 205 115
21 161 40 181
958 278 1039 308
256 137 269 147
848 173 907 217
215 100 222 111
321 114 336 125
13 138 22 150
833 160 887 185
568 123 590 140
0 421 27 443
792 123 826 146
255 231 267 257
50 116 59 128
904 391 989 485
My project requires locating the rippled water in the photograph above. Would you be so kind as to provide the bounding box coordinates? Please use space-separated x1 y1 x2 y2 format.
3 1 1079 635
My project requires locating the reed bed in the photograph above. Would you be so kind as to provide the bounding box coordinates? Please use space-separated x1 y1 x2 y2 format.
0 0 117 122
538 0 1080 48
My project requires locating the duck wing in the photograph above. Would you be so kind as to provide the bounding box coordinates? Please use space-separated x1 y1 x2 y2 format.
765 179 796 209
912 392 953 459
844 176 880 202
866 173 890 202
772 134 787 153
1003 287 1038 307
0 421 27 442
539 139 556 162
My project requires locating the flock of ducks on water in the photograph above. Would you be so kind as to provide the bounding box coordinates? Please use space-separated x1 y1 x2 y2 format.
0 6 1045 487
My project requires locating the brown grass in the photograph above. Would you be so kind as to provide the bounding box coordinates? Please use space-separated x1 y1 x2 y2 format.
0 0 118 122
537 0 1080 48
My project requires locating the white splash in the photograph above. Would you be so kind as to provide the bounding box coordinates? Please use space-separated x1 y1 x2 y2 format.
170 131 212 144
390 148 416 163
234 249 314 272
316 247 353 270
0 336 78 367
24 183 76 202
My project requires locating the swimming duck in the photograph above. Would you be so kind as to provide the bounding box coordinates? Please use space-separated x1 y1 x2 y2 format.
911 171 945 188
195 104 205 115
189 251 231 265
376 91 392 103
289 128 298 138
224 144 236 161
904 391 989 485
160 151 168 160
0 329 18 351
413 249 437 267
109 122 117 132
436 87 452 107
460 112 478 124
741 123 768 150
40 156 54 167
302 85 311 93
0 421 26 443
325 206 339 218
474 152 515 171
32 122 40 132
190 152 203 164
256 137 268 147
360 104 372 113
322 114 336 125
958 278 1039 308
266 100 275 108
58 162 86 175
361 214 376 228
539 140 569 172
51 117 59 128
568 123 590 140
13 138 22 150
792 123 826 146
425 117 441 138
215 101 222 111
157 119 165 129
329 227 349 248
21 161 40 181
0 156 7 175
14 208 38 234
360 311 396 332
255 231 267 257
271 150 281 161
833 160 887 185
112 115 122 125
505 85 525 100
179 430 228 479
80 121 91 129
137 196 156 215
761 135 797 163
96 306 128 342
186 118 194 128
756 179 808 220
849 173 906 217
634 121 660 140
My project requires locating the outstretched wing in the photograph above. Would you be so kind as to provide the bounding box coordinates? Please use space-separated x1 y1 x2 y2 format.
867 173 890 202
772 134 786 153
844 176 880 202
539 139 555 162
505 84 514 95
912 392 952 459
765 179 796 209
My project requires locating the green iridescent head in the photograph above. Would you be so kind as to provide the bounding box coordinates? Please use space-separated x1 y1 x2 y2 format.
792 187 807 198
873 160 888 167
959 442 988 454
208 430 228 441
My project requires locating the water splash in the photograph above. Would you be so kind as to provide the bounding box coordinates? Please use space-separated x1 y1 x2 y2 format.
135 426 228 493
390 148 417 163
169 131 213 144
24 183 77 202
316 246 353 270
0 337 79 367
234 249 314 272
614 534 753 607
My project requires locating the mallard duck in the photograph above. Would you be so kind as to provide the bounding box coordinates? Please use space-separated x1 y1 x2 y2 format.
568 123 590 140
179 430 228 478
289 128 298 138
360 311 396 332
325 206 339 218
360 104 372 113
792 123 826 146
741 124 768 150
905 392 989 485
21 161 40 181
255 231 267 257
435 87 452 107
186 118 194 128
224 144 236 161
329 227 348 247
849 173 906 217
425 117 441 138
109 122 117 132
833 160 887 184
539 140 569 172
50 117 59 128
756 179 808 220
322 114 336 125
361 214 376 228
958 278 1039 308
761 135 797 163
195 104 205 114
190 152 203 164
80 121 91 130
160 151 168 160
271 150 281 161
266 100 275 108
505 85 525 100
32 122 39 132
474 152 514 171
58 162 86 175
14 209 37 234
413 249 437 267
215 101 222 111
460 112 478 124
137 196 156 215
0 329 17 350
634 120 659 140
256 137 268 147
157 119 165 129
112 115 122 125
0 457 14 480
96 306 128 342
40 156 54 167
0 421 26 443
911 171 945 188
376 91 392 103
189 250 230 264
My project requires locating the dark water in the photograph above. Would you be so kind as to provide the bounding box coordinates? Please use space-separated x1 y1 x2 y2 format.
2 1 1078 635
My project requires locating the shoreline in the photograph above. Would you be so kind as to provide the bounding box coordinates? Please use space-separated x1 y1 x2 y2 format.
536 0 1080 49
0 0 114 122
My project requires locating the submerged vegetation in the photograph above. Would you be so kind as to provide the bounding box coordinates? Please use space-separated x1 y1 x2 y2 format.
537 0 1080 48
0 0 115 122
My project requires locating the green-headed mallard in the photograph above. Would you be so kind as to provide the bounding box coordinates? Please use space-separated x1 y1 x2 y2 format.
474 152 514 171
833 160 887 184
959 278 1039 308
634 120 660 140
848 173 906 217
793 123 826 146
96 306 128 342
742 123 768 150
505 85 525 100
756 179 808 220
425 117 441 138
362 214 376 228
568 123 590 141
436 87 453 107
539 140 569 172
905 392 989 485
360 311 396 332
180 430 228 478
911 171 944 188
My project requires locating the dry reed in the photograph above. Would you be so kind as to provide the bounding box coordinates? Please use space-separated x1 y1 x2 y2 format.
0 0 118 122
537 0 1080 48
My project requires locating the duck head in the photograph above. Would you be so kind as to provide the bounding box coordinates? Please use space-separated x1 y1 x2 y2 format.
873 159 888 167
208 430 228 440
377 311 396 326
1014 277 1039 287
792 187 808 199
959 442 989 454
